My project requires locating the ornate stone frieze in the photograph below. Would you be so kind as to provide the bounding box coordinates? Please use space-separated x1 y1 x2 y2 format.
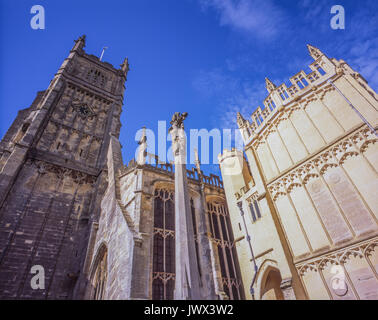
31 159 97 185
268 126 376 200
296 237 378 276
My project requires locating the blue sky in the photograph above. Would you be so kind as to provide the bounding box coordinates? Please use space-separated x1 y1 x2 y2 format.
1 0 377 175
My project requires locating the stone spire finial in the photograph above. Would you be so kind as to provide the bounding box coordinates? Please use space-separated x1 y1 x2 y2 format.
307 44 324 60
121 57 130 77
73 34 86 51
194 148 201 175
136 126 147 165
265 77 277 93
236 112 246 128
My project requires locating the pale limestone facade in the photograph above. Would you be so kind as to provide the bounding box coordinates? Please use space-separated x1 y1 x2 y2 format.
219 45 378 300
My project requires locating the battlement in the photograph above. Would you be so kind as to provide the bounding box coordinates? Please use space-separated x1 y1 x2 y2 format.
119 153 224 189
218 148 244 163
67 34 129 77
237 45 336 138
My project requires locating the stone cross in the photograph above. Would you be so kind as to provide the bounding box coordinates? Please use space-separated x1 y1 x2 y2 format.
169 112 202 300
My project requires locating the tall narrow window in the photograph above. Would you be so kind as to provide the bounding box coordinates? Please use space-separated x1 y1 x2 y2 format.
91 245 108 300
248 197 261 222
152 189 175 300
249 202 257 222
254 200 261 219
206 200 243 300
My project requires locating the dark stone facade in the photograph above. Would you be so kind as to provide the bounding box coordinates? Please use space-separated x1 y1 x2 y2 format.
0 36 243 300
0 35 128 299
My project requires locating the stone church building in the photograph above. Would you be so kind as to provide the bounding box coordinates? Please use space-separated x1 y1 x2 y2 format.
219 45 378 300
0 36 377 300
0 36 243 300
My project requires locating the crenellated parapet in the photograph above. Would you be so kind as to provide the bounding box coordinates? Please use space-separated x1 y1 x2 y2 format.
118 152 224 190
237 45 337 142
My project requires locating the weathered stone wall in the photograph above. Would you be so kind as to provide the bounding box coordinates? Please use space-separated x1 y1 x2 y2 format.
0 36 128 299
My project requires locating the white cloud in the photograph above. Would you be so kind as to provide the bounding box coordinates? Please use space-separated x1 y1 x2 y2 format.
199 0 288 39
193 68 268 130
344 38 378 91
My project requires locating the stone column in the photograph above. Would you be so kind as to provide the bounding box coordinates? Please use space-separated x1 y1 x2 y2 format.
169 112 202 300
194 149 218 300
136 127 147 166
280 278 296 300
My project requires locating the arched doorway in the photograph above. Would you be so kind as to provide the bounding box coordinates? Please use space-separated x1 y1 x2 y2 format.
260 267 284 300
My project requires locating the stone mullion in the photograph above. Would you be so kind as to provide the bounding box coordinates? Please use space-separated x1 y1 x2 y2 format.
341 262 360 300
318 267 333 300
60 85 76 121
222 208 238 293
286 110 310 155
151 195 157 300
17 165 65 297
299 101 327 145
264 136 280 174
71 89 86 130
297 269 311 300
269 190 299 260
93 270 99 300
69 88 80 127
100 261 106 299
93 137 102 166
0 166 41 267
284 183 314 253
313 162 356 237
45 184 79 298
350 135 378 177
88 94 98 135
72 131 83 160
208 210 215 238
96 266 102 300
17 172 62 298
163 198 166 277
344 75 378 112
84 135 94 161
314 91 345 132
50 123 61 152
99 263 105 300
67 128 74 159
216 209 233 299
331 151 378 224
364 252 378 281
300 173 333 245
274 123 294 165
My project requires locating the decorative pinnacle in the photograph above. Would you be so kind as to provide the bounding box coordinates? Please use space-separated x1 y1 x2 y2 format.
121 57 130 76
76 34 86 45
307 44 323 60
265 77 277 93
237 112 245 125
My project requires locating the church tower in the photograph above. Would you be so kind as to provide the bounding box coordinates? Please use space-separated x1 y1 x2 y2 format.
0 35 129 299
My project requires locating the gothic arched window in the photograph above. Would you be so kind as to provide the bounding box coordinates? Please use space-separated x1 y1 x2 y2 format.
207 200 243 300
90 244 108 300
152 189 175 300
